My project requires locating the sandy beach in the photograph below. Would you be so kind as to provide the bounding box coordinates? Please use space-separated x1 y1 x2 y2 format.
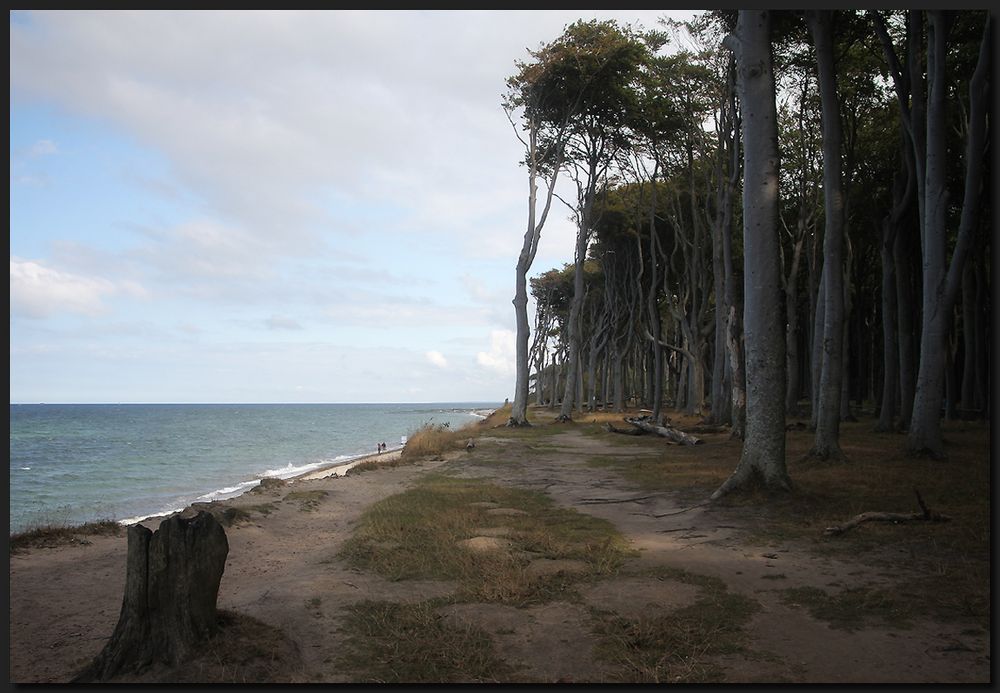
295 446 403 481
8 413 989 683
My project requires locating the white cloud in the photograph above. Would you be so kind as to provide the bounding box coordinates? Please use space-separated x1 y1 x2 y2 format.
476 329 516 376
426 350 448 369
29 139 58 156
9 257 142 318
265 315 303 331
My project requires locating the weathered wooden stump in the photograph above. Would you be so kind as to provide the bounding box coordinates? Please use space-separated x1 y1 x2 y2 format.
74 511 229 681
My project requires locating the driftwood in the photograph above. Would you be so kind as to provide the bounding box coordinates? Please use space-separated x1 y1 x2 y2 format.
624 417 703 446
74 511 229 681
824 490 951 536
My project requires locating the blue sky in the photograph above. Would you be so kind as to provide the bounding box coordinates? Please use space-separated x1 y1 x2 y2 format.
10 10 698 403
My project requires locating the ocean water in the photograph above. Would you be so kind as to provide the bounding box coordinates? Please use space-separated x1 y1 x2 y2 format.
8 402 497 534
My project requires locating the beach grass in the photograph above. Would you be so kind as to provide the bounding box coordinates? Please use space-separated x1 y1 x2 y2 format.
334 599 518 683
591 567 762 683
337 474 632 605
9 519 124 553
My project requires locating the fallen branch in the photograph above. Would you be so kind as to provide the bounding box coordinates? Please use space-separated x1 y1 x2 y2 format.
578 493 663 505
824 489 951 536
604 422 644 436
625 417 703 445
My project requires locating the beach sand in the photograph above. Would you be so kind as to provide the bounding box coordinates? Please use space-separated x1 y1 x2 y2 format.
9 447 458 683
295 447 403 481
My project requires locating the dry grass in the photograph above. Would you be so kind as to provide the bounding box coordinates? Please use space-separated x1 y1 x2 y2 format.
338 474 631 606
9 519 124 553
282 490 329 512
577 410 990 629
334 600 517 683
400 416 493 461
777 585 915 632
592 566 761 683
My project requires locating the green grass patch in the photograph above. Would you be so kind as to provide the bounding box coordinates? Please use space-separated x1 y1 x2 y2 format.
338 474 632 605
10 519 124 553
282 490 329 512
335 600 517 683
778 585 914 632
592 566 761 683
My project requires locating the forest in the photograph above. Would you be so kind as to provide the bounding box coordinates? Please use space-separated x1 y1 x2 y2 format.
504 10 991 497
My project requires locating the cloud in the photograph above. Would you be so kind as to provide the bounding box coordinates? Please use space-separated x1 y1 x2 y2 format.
426 350 448 369
476 329 516 376
9 257 144 318
29 139 58 157
265 315 303 331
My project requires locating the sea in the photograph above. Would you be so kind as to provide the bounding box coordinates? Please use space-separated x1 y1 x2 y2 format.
8 402 498 535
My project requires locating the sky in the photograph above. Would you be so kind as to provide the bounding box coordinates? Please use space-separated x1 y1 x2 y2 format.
10 9 701 404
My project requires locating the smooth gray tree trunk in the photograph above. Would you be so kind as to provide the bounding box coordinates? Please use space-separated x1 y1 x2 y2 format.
806 10 846 460
712 10 790 499
908 13 989 456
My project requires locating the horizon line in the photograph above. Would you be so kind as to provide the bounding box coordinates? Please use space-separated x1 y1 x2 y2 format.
10 400 506 406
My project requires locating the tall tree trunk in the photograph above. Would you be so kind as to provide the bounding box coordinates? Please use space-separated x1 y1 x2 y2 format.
973 256 987 416
809 252 826 429
784 231 805 415
876 220 899 432
908 14 989 456
510 122 562 427
558 215 590 421
713 10 790 498
647 169 665 423
960 260 977 415
807 10 846 460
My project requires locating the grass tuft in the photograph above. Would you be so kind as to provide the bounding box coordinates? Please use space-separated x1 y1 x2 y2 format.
282 490 329 512
10 519 124 553
338 475 632 605
778 585 914 632
592 568 760 683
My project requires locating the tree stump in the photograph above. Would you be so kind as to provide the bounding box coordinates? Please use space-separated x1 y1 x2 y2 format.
74 511 229 681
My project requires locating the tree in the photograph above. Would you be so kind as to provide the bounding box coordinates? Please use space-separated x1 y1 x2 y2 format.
805 10 848 460
552 20 648 422
504 29 590 426
906 12 990 457
712 10 792 499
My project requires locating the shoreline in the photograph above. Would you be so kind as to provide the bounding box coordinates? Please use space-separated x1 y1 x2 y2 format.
293 445 404 481
11 406 499 536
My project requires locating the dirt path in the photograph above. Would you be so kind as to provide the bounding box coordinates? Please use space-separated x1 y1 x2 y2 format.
444 429 989 683
8 428 989 683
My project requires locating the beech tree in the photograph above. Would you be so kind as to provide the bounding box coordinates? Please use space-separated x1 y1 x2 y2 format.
712 9 792 499
552 20 648 422
514 9 988 470
905 12 990 457
505 28 593 426
805 10 848 460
